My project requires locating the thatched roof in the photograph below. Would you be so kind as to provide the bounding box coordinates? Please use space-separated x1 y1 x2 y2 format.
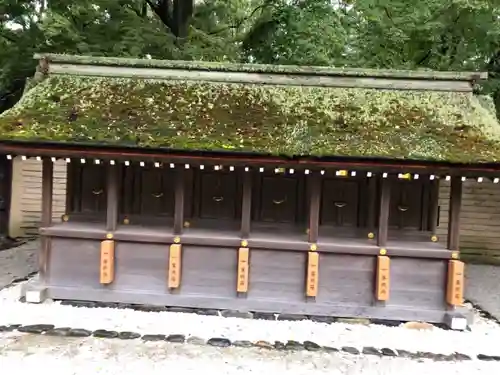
0 54 498 163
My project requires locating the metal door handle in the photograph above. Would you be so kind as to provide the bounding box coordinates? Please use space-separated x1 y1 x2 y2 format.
92 189 103 195
152 192 164 198
334 201 347 208
272 197 287 205
212 196 224 202
398 205 409 212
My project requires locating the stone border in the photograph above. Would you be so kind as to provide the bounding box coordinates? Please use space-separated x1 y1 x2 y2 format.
1 323 498 362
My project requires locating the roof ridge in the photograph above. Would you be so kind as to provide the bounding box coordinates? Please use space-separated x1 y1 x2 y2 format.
34 53 487 83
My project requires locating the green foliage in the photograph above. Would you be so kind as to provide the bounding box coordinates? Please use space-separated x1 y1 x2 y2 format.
1 0 500 120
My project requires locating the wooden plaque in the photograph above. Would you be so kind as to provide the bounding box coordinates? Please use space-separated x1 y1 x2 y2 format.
376 255 390 301
168 244 182 289
446 260 464 306
237 247 249 293
100 240 115 284
306 251 319 297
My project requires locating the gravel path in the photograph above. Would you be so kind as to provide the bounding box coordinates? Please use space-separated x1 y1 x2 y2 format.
0 331 499 375
466 264 500 320
0 240 37 289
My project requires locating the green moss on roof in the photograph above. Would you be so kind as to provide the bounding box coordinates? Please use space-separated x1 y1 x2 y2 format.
1 74 500 163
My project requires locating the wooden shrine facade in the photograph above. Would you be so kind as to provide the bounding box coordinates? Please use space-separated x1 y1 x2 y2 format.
11 146 476 327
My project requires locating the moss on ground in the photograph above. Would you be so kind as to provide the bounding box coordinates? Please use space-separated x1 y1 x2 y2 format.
1 74 500 163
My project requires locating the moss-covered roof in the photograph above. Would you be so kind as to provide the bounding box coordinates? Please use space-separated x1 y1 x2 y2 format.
0 56 499 163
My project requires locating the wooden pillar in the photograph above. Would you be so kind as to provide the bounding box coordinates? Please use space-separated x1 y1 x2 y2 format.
428 179 440 234
106 164 118 232
173 169 185 235
40 158 53 283
308 174 321 243
447 176 462 250
240 171 252 238
366 177 377 234
377 177 390 247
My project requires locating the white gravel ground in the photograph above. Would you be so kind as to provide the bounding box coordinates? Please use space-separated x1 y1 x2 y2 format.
1 282 500 358
1 331 500 375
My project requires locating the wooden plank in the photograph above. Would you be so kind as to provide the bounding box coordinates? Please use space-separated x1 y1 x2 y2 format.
237 247 250 293
40 158 54 283
173 170 185 235
428 179 439 233
376 255 390 301
377 178 390 247
308 174 321 243
100 240 115 284
49 63 475 92
447 177 462 250
306 251 319 297
241 172 252 238
106 164 118 232
446 260 464 306
168 243 182 288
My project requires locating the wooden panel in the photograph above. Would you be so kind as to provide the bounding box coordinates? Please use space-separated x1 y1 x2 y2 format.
389 180 423 229
387 258 447 310
100 240 115 284
237 247 249 293
259 176 298 223
79 164 107 213
306 251 319 297
248 250 305 302
316 255 375 305
139 167 175 216
446 260 464 306
168 244 182 289
376 255 390 301
181 246 237 297
199 171 238 219
321 179 359 227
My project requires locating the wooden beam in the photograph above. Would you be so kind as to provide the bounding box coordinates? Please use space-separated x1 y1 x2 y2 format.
306 251 319 297
377 177 391 247
168 244 182 289
366 177 377 233
447 176 462 250
106 164 118 232
376 255 390 301
308 174 321 243
40 158 53 283
428 179 440 234
100 240 115 284
173 169 185 235
237 247 250 293
446 260 464 306
241 171 252 238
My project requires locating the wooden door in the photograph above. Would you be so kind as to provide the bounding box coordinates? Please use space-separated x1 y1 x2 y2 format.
258 175 298 223
389 180 423 230
0 157 12 235
79 164 107 213
198 171 238 220
138 167 175 216
321 179 359 227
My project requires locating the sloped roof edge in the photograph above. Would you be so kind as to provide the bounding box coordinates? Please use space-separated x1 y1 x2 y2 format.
34 53 487 92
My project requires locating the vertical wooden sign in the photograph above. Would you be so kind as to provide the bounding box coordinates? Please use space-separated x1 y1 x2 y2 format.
100 240 115 284
237 247 249 293
168 244 182 289
446 260 464 306
376 255 390 301
306 251 319 297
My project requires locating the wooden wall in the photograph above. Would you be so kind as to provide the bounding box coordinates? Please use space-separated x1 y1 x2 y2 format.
437 180 500 264
9 157 66 238
7 160 500 264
